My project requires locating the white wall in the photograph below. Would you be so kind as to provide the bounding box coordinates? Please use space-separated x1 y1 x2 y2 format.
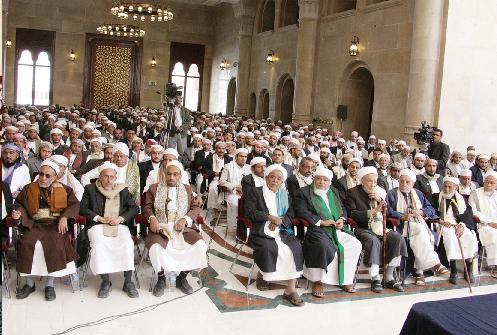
438 0 497 154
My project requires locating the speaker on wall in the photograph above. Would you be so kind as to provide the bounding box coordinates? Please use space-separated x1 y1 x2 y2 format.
337 105 348 120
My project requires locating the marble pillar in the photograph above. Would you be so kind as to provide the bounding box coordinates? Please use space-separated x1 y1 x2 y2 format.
293 0 320 124
404 0 446 136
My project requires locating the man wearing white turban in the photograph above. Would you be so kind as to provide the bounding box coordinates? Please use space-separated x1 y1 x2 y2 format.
244 164 304 306
218 148 251 232
345 166 408 293
436 176 478 284
295 167 362 296
80 161 140 298
47 155 84 201
13 160 80 301
458 169 478 196
468 171 497 278
81 141 140 204
387 169 448 286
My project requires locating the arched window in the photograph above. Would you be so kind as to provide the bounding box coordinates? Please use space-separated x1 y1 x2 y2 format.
280 0 299 27
330 0 357 14
16 50 52 106
185 64 200 111
260 0 276 33
170 62 201 111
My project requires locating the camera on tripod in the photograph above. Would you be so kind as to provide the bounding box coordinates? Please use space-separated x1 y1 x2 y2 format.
413 121 434 145
164 83 183 107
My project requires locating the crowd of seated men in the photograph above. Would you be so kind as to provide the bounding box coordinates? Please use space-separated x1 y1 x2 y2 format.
2 101 497 306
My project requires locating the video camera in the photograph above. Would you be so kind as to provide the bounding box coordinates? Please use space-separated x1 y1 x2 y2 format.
413 121 434 145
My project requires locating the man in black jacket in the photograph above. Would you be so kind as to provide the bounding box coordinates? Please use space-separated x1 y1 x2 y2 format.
427 128 450 176
80 162 140 299
470 154 489 187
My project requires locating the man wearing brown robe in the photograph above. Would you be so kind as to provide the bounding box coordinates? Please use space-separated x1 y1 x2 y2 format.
13 159 80 301
143 161 206 297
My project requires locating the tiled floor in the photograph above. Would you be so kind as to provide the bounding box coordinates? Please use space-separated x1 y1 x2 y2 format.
3 219 497 335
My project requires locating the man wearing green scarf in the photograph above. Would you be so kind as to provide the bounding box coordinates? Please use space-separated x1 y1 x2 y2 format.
294 167 362 298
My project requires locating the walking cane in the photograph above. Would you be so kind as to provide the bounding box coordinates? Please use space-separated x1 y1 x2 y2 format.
382 203 387 284
456 233 473 294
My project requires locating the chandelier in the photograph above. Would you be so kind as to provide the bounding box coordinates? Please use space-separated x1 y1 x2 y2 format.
111 2 174 22
96 24 145 37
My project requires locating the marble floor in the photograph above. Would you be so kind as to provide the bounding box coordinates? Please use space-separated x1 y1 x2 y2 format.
3 218 497 335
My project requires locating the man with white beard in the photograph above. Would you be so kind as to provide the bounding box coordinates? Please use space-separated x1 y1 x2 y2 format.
436 176 478 284
387 169 449 286
80 162 140 298
468 170 497 278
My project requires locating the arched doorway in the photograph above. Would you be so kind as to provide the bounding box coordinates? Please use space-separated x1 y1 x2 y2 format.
339 66 374 138
249 93 257 119
226 77 236 116
277 75 294 124
259 89 270 119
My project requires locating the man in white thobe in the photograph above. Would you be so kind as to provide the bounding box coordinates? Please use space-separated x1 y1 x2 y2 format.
468 170 497 278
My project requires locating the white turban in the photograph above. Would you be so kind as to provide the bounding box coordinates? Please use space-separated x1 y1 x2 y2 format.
250 156 267 167
484 170 497 181
236 148 249 155
150 145 164 152
459 169 472 177
478 154 490 161
264 164 287 182
166 160 184 172
379 153 390 161
50 128 63 135
414 153 427 160
112 142 130 157
357 166 378 181
443 176 460 186
193 134 203 140
98 161 119 174
399 168 417 182
314 167 334 181
41 159 60 175
71 139 85 146
50 155 69 166
320 148 331 154
90 138 102 145
164 148 179 159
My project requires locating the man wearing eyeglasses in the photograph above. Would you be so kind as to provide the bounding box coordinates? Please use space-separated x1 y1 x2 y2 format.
13 159 80 301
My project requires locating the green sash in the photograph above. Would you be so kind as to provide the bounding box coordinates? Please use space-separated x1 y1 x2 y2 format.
310 184 353 285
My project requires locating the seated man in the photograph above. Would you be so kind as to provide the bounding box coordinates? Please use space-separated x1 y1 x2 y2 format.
244 165 304 306
218 148 251 231
387 169 448 286
205 142 232 219
143 161 207 296
458 169 478 197
436 176 478 284
287 157 315 200
345 166 408 293
80 162 140 298
414 159 443 206
336 158 361 202
241 156 266 194
13 160 80 301
468 170 497 278
295 167 362 296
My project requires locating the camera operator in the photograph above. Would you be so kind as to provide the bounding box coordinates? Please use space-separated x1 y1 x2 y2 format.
161 91 192 158
427 127 450 176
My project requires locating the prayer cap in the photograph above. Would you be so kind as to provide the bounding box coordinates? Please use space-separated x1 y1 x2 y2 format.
50 128 63 135
350 158 362 166
484 170 497 180
320 148 331 154
399 168 417 182
193 134 203 140
112 142 129 157
459 169 472 177
90 138 102 145
166 160 184 172
98 161 119 174
264 164 287 181
246 132 254 138
71 139 85 146
478 154 490 161
132 137 143 144
250 156 267 167
41 159 60 175
414 153 426 160
379 153 390 161
314 167 334 181
236 148 248 155
337 138 345 143
164 148 179 159
50 155 69 166
378 139 387 145
71 127 83 134
103 143 115 150
357 166 378 181
151 145 164 152
390 162 402 170
443 176 460 186
215 141 226 148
